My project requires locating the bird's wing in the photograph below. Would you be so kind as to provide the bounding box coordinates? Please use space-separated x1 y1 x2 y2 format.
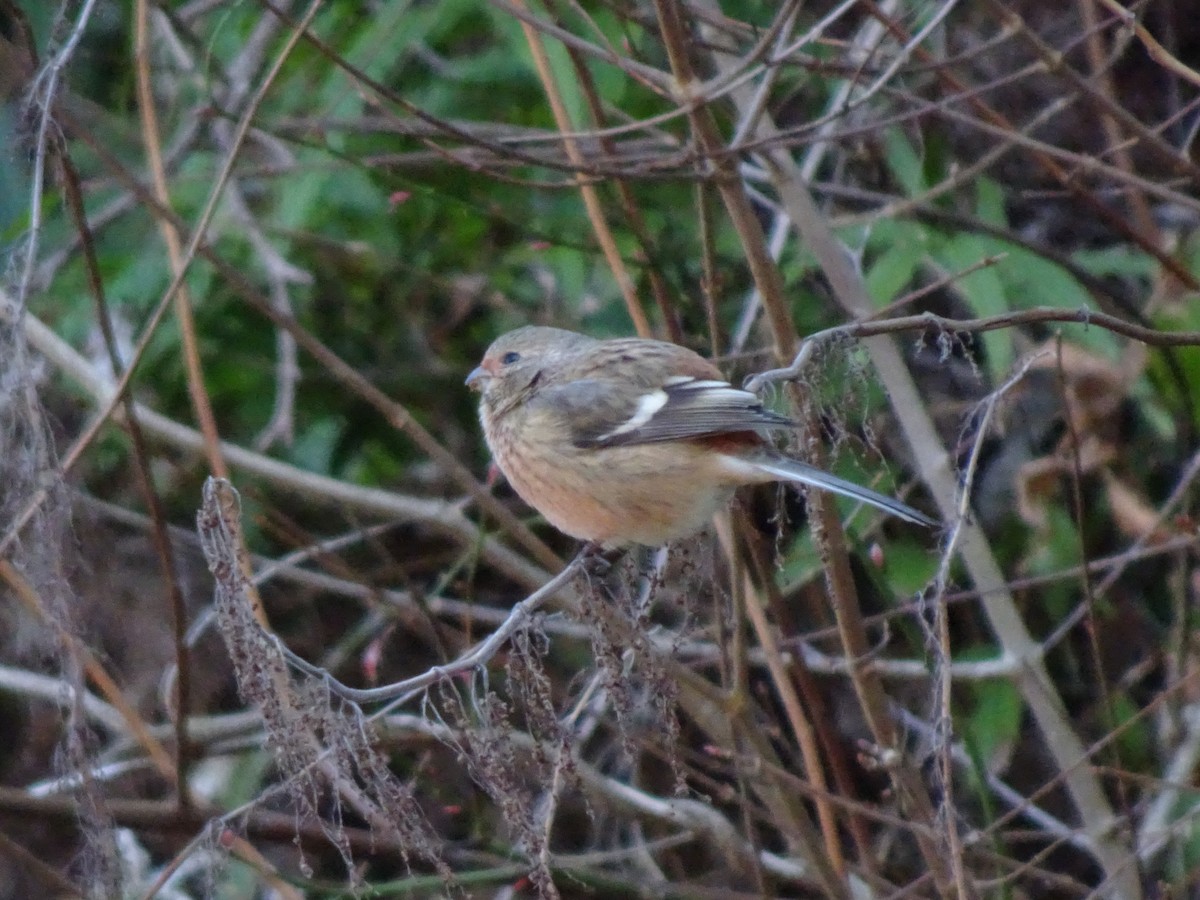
534 375 794 448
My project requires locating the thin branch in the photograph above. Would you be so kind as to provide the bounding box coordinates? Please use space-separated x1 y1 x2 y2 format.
744 306 1200 393
266 550 586 707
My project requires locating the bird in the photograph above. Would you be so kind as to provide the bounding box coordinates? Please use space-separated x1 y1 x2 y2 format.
466 325 935 547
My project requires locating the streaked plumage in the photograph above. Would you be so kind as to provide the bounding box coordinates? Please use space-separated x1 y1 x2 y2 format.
467 326 934 546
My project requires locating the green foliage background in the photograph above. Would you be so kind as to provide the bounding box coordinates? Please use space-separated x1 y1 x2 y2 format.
2 1 1200 897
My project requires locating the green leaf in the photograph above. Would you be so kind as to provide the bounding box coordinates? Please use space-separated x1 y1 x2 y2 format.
883 129 926 196
1072 245 1158 280
877 540 939 595
936 233 1012 378
287 416 345 476
974 177 1007 228
866 223 925 306
962 676 1023 768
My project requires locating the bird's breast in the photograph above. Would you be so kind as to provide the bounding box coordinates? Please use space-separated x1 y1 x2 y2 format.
484 416 736 545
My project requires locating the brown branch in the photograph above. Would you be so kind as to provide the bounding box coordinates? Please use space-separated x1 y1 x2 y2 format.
513 0 651 337
0 561 176 782
133 0 229 485
1093 0 1200 89
744 306 1200 394
61 108 565 576
53 125 194 809
0 785 409 859
865 0 1199 291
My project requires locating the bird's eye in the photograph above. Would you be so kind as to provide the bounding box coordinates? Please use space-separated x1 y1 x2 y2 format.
501 351 521 364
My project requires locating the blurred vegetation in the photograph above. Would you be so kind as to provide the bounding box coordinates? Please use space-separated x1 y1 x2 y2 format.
1 0 1200 897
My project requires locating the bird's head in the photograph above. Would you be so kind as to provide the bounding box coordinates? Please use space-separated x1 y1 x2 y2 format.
466 326 594 408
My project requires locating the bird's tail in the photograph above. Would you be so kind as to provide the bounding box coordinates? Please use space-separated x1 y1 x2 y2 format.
745 454 936 527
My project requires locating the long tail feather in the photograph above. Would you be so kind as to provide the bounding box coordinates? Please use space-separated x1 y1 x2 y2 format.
748 455 937 527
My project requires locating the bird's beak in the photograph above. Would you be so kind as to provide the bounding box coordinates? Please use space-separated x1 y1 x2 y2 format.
465 366 488 391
